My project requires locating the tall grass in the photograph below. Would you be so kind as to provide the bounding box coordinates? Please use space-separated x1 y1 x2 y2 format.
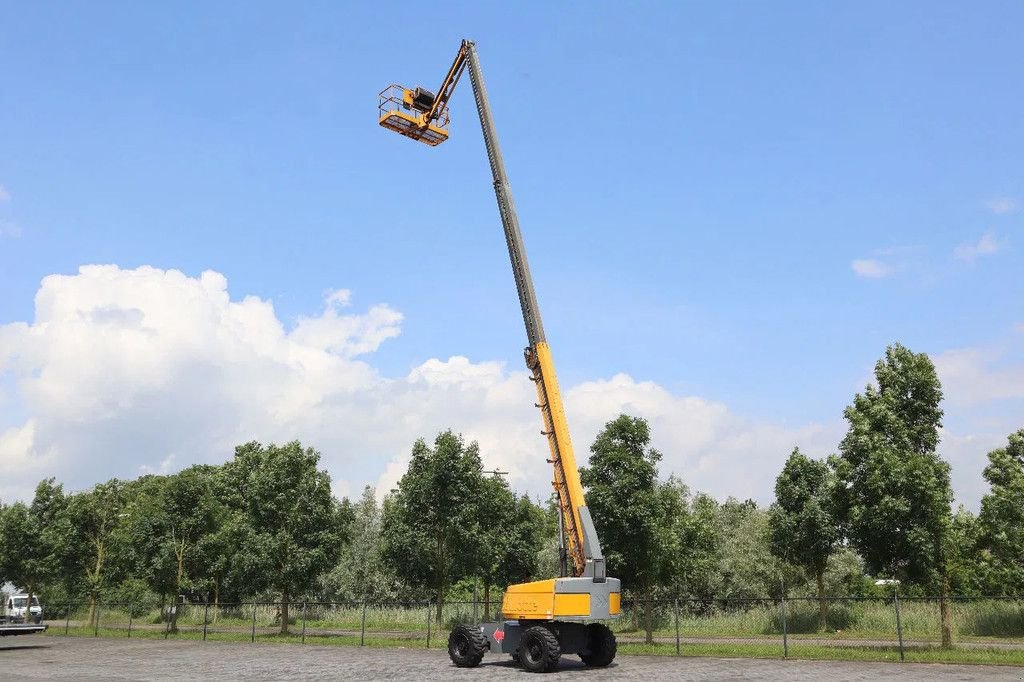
612 598 1024 641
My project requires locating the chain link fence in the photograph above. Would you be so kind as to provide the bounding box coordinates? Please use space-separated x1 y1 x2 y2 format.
40 596 1024 663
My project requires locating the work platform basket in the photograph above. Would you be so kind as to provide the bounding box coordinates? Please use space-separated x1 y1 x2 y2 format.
378 84 450 146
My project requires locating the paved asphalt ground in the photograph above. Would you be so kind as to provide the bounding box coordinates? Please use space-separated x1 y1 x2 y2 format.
2 638 1023 680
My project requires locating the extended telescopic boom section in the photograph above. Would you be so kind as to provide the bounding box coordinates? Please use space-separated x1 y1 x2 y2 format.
377 40 605 580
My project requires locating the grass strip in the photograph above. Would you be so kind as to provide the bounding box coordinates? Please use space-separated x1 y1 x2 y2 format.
45 627 1024 666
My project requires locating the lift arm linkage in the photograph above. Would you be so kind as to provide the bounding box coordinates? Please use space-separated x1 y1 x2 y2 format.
420 40 471 127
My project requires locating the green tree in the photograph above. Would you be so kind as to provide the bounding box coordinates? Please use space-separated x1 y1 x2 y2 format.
382 430 484 623
580 414 675 643
0 497 50 622
715 498 792 599
768 448 839 628
832 343 954 646
112 475 174 603
221 441 346 633
663 484 721 599
56 480 129 626
946 506 983 596
195 513 247 612
977 429 1024 594
321 486 404 603
476 480 546 620
155 467 220 631
192 464 250 612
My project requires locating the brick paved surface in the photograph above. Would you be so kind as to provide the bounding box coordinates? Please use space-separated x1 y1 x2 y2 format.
2 637 1022 680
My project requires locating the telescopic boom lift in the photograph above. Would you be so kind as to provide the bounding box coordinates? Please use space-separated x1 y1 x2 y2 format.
378 40 620 672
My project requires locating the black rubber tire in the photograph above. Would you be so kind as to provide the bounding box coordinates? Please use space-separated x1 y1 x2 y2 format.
518 625 561 673
580 623 617 667
511 650 522 666
448 624 488 668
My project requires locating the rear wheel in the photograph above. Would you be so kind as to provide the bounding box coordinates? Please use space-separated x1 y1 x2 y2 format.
448 624 488 668
580 622 617 667
519 625 561 673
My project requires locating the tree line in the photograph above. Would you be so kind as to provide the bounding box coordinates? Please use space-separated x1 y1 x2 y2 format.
0 343 1020 646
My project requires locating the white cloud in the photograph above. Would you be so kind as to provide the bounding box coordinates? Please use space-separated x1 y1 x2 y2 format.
140 453 178 476
0 264 844 507
0 264 1016 510
0 420 46 470
987 198 1018 215
954 232 1003 264
851 259 892 279
932 340 1024 508
0 265 401 498
939 429 1009 511
324 289 352 308
933 344 1024 408
0 184 9 202
290 287 401 358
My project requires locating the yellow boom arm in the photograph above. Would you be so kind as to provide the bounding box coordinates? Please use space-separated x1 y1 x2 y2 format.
378 39 606 581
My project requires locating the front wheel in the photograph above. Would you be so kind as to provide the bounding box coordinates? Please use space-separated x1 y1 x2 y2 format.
518 625 561 673
448 624 488 668
579 623 616 667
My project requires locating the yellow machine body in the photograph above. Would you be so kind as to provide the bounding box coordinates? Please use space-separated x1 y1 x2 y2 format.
502 578 621 621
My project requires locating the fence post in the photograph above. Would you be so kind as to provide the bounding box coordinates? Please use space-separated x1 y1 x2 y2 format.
426 602 432 649
64 603 71 636
203 602 209 641
779 596 788 659
360 600 367 646
301 602 307 644
894 590 905 662
94 602 100 637
128 610 133 638
251 602 257 643
674 598 680 656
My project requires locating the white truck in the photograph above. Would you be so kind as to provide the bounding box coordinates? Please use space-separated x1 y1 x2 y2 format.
0 592 46 636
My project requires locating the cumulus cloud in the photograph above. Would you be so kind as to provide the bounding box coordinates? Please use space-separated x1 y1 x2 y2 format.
954 232 1003 264
850 259 892 279
0 265 1014 509
0 264 846 506
933 344 1024 409
932 340 1024 507
987 198 1018 215
0 265 402 499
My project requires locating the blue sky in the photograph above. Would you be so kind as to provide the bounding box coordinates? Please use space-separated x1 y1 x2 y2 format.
1 2 1021 506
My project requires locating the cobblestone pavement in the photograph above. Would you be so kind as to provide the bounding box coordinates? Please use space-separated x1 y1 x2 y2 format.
2 638 1022 680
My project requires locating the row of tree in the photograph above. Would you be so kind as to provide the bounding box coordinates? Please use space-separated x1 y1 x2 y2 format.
0 343 1020 646
766 345 1023 647
0 442 349 633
